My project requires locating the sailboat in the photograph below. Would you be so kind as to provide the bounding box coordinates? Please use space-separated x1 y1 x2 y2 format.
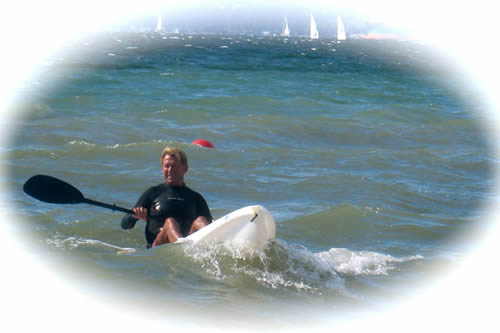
310 14 319 39
282 17 290 36
155 15 163 32
337 15 346 42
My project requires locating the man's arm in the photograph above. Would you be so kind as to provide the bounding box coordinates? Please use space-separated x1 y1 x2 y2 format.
121 187 154 229
196 193 213 223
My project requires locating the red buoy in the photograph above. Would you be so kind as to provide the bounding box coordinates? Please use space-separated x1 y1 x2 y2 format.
192 139 215 148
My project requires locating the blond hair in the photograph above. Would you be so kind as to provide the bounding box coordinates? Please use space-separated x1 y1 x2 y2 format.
160 147 188 166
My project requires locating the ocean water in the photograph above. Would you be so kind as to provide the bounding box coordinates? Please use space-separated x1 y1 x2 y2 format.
2 32 495 327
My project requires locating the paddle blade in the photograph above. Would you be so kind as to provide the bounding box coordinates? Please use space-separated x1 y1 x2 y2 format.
23 175 85 204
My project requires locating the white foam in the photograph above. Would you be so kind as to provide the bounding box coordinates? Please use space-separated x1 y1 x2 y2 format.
316 248 423 276
47 235 135 253
68 140 96 146
181 240 418 295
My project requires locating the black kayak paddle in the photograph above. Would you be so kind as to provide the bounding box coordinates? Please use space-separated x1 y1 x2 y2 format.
23 174 133 214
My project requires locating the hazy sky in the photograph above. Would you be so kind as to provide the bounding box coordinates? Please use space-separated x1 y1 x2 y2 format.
110 2 401 36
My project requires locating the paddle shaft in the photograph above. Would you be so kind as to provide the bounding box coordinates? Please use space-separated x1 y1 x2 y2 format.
82 198 133 214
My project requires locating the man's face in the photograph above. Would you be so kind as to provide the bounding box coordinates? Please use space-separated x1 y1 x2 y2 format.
162 154 187 186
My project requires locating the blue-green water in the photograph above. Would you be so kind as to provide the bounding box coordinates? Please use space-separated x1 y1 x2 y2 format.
3 32 494 325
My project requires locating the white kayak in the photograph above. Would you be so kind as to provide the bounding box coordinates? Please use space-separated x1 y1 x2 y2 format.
177 205 276 250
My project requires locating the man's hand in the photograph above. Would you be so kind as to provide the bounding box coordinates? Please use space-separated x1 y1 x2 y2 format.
132 207 148 221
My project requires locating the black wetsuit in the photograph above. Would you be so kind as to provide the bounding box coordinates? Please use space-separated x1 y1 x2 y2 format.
121 183 212 248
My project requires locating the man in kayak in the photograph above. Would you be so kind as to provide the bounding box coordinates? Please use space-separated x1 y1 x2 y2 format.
121 147 212 248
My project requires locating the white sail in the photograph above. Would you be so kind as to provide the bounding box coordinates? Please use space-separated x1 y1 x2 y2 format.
155 15 163 32
337 15 346 41
310 14 319 39
282 17 290 36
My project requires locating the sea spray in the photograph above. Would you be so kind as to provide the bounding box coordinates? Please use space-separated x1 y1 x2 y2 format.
181 239 422 296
